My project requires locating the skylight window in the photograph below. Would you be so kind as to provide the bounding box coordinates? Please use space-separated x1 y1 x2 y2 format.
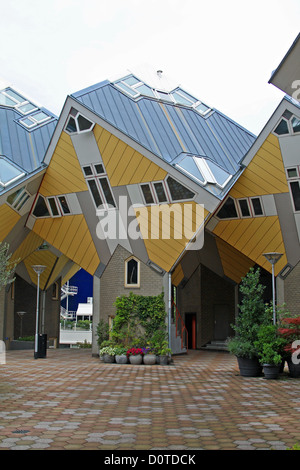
19 111 51 129
171 88 211 115
0 88 38 115
0 157 25 188
113 76 212 114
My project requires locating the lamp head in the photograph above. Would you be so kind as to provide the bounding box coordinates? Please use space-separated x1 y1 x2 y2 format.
31 265 47 275
263 252 283 265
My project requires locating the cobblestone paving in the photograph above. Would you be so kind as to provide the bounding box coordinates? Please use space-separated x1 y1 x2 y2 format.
0 348 299 450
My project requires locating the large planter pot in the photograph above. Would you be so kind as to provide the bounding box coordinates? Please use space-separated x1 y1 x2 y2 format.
287 358 300 378
115 354 128 364
143 354 156 365
159 355 169 365
129 355 143 365
103 354 115 363
263 364 281 380
237 356 262 377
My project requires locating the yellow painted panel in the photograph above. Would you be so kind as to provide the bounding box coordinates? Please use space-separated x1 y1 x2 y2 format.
172 263 184 287
135 202 206 271
24 249 57 290
11 231 44 263
39 132 87 197
45 254 70 289
0 204 21 241
94 124 167 187
229 134 288 198
213 216 287 276
216 237 255 283
32 215 100 275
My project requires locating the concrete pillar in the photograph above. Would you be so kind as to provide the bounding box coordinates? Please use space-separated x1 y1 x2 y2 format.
92 275 101 356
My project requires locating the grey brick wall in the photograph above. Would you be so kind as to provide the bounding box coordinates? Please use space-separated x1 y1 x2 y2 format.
100 245 165 322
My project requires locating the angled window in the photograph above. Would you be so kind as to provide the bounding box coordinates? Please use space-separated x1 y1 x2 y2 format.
47 197 60 217
6 187 30 212
83 163 115 210
216 197 238 219
286 166 300 212
0 158 25 187
65 111 94 134
87 179 103 208
238 199 251 217
125 257 140 288
58 196 71 214
274 119 289 135
166 176 195 201
251 197 263 216
33 195 50 218
141 184 154 204
290 181 300 211
291 116 300 134
153 182 167 203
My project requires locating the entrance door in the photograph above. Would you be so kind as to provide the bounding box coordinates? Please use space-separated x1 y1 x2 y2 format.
185 313 196 349
213 304 230 341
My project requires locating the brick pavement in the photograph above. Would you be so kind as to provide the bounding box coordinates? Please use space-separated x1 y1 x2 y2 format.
0 348 299 451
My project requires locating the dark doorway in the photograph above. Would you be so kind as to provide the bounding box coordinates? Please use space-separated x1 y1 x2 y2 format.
213 304 230 341
185 313 196 349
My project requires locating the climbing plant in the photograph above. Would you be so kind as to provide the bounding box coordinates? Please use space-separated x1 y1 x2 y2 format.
112 292 167 345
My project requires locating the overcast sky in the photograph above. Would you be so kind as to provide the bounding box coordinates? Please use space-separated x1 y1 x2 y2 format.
0 0 299 135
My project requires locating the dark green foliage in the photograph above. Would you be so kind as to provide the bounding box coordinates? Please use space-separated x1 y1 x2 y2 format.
228 267 270 359
111 292 167 346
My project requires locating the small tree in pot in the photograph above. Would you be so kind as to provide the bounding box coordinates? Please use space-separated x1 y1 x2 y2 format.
254 324 286 379
227 267 269 377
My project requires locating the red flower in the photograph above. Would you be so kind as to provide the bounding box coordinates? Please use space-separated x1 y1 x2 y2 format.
283 317 300 325
126 347 144 357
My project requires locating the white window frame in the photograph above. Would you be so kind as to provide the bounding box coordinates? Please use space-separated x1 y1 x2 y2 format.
83 164 116 211
64 111 95 135
0 89 38 115
216 196 264 220
286 165 300 213
124 256 140 288
6 187 30 212
19 111 51 129
45 195 71 217
140 176 195 205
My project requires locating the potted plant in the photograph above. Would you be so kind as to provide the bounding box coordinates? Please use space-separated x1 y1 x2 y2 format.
227 267 268 377
142 347 156 365
254 324 286 379
114 346 128 364
99 346 116 363
157 341 172 365
278 316 300 378
126 347 144 365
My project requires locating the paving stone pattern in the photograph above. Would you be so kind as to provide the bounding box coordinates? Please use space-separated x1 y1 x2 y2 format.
0 349 299 450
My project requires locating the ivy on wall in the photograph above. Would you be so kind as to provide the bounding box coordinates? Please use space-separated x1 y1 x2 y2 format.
112 292 167 345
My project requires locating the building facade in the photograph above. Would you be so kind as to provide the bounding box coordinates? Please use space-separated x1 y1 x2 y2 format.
0 35 299 355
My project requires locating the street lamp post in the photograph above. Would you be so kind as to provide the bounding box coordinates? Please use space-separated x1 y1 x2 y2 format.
263 252 282 325
32 265 46 359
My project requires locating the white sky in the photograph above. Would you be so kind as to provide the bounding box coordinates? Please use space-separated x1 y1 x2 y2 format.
0 0 299 135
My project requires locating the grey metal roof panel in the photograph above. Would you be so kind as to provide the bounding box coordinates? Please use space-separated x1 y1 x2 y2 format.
71 78 256 194
0 107 57 174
